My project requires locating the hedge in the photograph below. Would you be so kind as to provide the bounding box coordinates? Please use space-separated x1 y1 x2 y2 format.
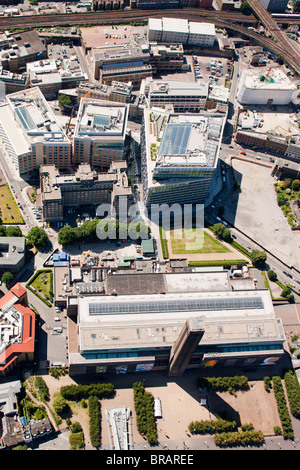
88 396 101 448
133 382 158 445
189 259 248 267
197 375 249 392
214 430 264 447
272 376 294 439
60 383 114 401
35 376 49 402
189 419 237 435
283 369 300 418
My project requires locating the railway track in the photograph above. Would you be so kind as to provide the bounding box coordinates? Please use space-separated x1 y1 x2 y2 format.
0 8 259 29
0 7 297 73
247 0 300 73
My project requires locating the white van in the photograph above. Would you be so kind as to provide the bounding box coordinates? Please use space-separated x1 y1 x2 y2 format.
54 317 61 321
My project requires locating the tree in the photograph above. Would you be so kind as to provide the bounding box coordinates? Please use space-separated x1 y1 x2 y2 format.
267 269 277 282
5 226 23 237
58 94 73 115
251 249 267 266
27 227 48 248
277 192 287 207
58 225 77 245
1 271 13 286
53 393 69 414
213 223 231 242
0 225 6 236
291 179 300 191
240 1 252 15
78 219 98 242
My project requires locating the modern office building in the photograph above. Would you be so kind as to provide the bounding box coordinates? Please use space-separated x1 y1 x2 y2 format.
27 57 88 99
149 43 184 72
237 68 297 105
73 98 128 170
148 18 216 47
141 78 208 112
40 161 132 221
77 81 133 104
0 66 29 94
0 87 71 175
67 288 286 377
0 284 36 377
259 0 288 12
141 108 226 208
88 40 152 88
0 30 47 73
187 22 216 47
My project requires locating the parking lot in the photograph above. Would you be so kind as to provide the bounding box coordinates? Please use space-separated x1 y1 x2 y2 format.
192 54 232 88
223 159 300 270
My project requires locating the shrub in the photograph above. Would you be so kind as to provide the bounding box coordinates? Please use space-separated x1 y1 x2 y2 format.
272 376 294 439
284 369 300 418
53 393 69 414
60 383 114 401
197 375 249 392
69 432 85 450
88 396 101 448
263 376 272 393
71 421 83 434
133 382 158 445
214 429 264 447
35 376 49 401
267 270 277 282
189 419 237 435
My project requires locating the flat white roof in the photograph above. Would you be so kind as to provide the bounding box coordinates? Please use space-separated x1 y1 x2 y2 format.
242 67 296 91
148 18 162 31
0 103 30 155
75 289 285 353
162 17 189 33
189 22 216 36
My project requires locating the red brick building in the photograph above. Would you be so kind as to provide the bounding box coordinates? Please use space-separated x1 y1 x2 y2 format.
0 284 35 377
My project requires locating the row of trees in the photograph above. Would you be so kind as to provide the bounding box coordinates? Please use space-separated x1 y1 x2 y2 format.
133 382 158 445
267 269 295 303
189 419 237 435
212 223 267 266
58 218 150 246
284 369 300 418
59 383 115 401
35 376 49 402
272 376 294 439
197 375 249 392
214 429 264 447
88 396 101 448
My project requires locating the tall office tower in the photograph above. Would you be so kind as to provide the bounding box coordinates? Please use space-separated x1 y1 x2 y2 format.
141 108 226 209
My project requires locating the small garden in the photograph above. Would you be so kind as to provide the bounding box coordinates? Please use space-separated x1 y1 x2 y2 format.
275 177 300 228
26 269 53 307
0 184 24 224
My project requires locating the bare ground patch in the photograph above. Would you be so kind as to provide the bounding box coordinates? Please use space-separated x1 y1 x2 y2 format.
209 381 280 434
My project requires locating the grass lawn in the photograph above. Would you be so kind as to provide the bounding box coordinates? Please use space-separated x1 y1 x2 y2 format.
170 228 231 254
0 184 24 224
30 271 53 302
